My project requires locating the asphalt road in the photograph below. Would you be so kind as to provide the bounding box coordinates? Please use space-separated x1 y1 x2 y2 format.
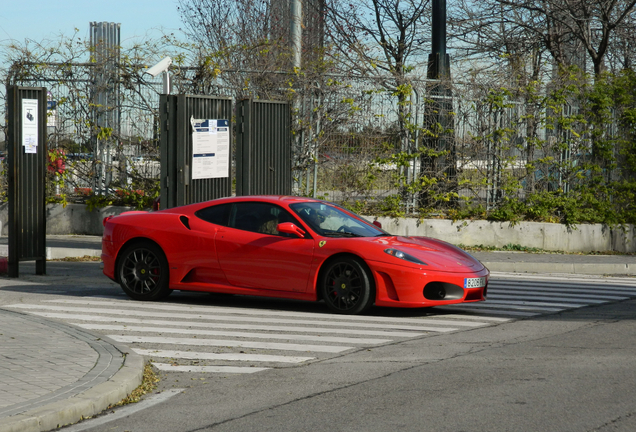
3 262 635 432
64 296 636 432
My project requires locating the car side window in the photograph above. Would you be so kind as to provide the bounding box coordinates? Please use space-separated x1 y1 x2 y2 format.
229 202 300 236
195 203 231 226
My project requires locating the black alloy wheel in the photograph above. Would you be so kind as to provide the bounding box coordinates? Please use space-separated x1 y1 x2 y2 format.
320 256 375 314
117 242 171 301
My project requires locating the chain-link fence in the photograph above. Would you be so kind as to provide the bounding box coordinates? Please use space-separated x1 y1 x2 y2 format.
2 53 634 222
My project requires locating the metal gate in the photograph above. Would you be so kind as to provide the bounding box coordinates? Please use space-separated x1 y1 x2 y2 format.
235 99 291 196
6 86 47 277
160 96 292 209
159 94 233 209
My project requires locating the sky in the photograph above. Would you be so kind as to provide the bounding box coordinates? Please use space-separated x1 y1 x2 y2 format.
0 0 184 46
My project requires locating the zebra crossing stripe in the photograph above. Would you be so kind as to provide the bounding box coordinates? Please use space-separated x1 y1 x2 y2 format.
110 335 353 353
490 273 636 285
152 363 269 374
6 304 465 332
487 291 627 301
488 280 636 293
488 294 612 304
488 285 636 296
132 348 313 363
76 324 393 345
424 313 510 322
449 303 565 312
20 312 429 338
483 299 589 308
44 299 491 327
438 307 540 317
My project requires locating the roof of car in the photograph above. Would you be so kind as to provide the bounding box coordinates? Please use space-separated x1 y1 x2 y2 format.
159 195 327 213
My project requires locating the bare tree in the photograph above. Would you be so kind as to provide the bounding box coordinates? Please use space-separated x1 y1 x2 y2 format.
177 0 294 99
454 0 636 77
450 0 547 86
324 0 432 153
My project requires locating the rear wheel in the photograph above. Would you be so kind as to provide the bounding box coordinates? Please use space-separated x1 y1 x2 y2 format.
117 242 171 301
320 256 375 314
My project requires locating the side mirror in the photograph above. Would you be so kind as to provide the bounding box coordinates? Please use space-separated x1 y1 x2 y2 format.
277 222 306 238
373 220 382 228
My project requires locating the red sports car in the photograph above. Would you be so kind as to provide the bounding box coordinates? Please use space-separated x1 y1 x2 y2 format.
102 196 488 314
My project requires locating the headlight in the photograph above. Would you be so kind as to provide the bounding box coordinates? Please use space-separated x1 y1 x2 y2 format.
384 248 427 265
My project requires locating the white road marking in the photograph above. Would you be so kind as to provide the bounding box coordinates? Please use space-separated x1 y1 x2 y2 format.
110 335 353 353
44 299 491 327
152 363 269 373
76 324 393 344
488 294 611 304
425 314 510 322
6 304 464 332
481 299 589 308
59 389 185 432
488 285 636 296
438 307 540 317
450 303 566 312
490 273 636 285
133 348 313 363
20 312 429 337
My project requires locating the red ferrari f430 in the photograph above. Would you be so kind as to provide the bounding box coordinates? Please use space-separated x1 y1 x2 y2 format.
102 196 488 314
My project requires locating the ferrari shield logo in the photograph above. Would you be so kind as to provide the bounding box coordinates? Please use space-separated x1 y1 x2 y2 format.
319 241 327 248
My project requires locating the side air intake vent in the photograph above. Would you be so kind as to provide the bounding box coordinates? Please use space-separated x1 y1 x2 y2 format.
179 215 191 230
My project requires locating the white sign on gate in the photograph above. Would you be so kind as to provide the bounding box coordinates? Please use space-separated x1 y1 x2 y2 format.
190 118 230 180
22 99 39 153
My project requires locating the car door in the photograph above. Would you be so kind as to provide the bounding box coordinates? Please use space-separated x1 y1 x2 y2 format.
215 202 315 292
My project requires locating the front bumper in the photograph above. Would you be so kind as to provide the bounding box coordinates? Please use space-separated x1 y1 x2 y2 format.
367 260 489 308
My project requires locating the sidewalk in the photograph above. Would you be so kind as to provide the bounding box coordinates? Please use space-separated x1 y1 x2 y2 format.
0 235 140 432
0 235 634 432
0 309 143 432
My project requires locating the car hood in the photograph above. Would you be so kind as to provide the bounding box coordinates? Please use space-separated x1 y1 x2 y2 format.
366 236 485 272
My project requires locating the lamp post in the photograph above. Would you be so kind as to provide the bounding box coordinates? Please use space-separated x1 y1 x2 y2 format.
427 0 450 80
422 0 456 207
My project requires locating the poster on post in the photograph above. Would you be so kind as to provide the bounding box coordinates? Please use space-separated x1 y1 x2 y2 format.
22 99 39 153
190 118 230 180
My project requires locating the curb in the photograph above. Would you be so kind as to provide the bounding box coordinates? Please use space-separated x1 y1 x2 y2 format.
483 262 636 276
46 248 102 260
0 345 144 432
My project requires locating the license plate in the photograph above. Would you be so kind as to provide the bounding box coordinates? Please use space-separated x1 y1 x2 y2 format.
464 277 486 289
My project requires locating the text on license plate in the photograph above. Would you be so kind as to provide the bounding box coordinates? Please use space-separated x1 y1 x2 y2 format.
464 277 486 289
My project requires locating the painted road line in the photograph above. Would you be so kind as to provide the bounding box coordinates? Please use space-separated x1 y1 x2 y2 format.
132 348 314 363
488 285 636 296
60 389 185 432
425 314 511 322
481 299 589 308
448 303 566 312
5 304 464 332
22 312 429 338
44 299 492 327
76 324 393 345
152 363 269 373
489 282 636 292
436 307 540 317
486 291 628 300
487 294 612 304
490 273 636 284
110 335 354 353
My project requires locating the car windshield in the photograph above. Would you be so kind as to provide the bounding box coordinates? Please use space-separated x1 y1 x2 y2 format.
290 202 390 238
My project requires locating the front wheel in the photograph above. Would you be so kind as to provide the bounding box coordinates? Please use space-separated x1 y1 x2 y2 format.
117 242 171 301
320 256 375 314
